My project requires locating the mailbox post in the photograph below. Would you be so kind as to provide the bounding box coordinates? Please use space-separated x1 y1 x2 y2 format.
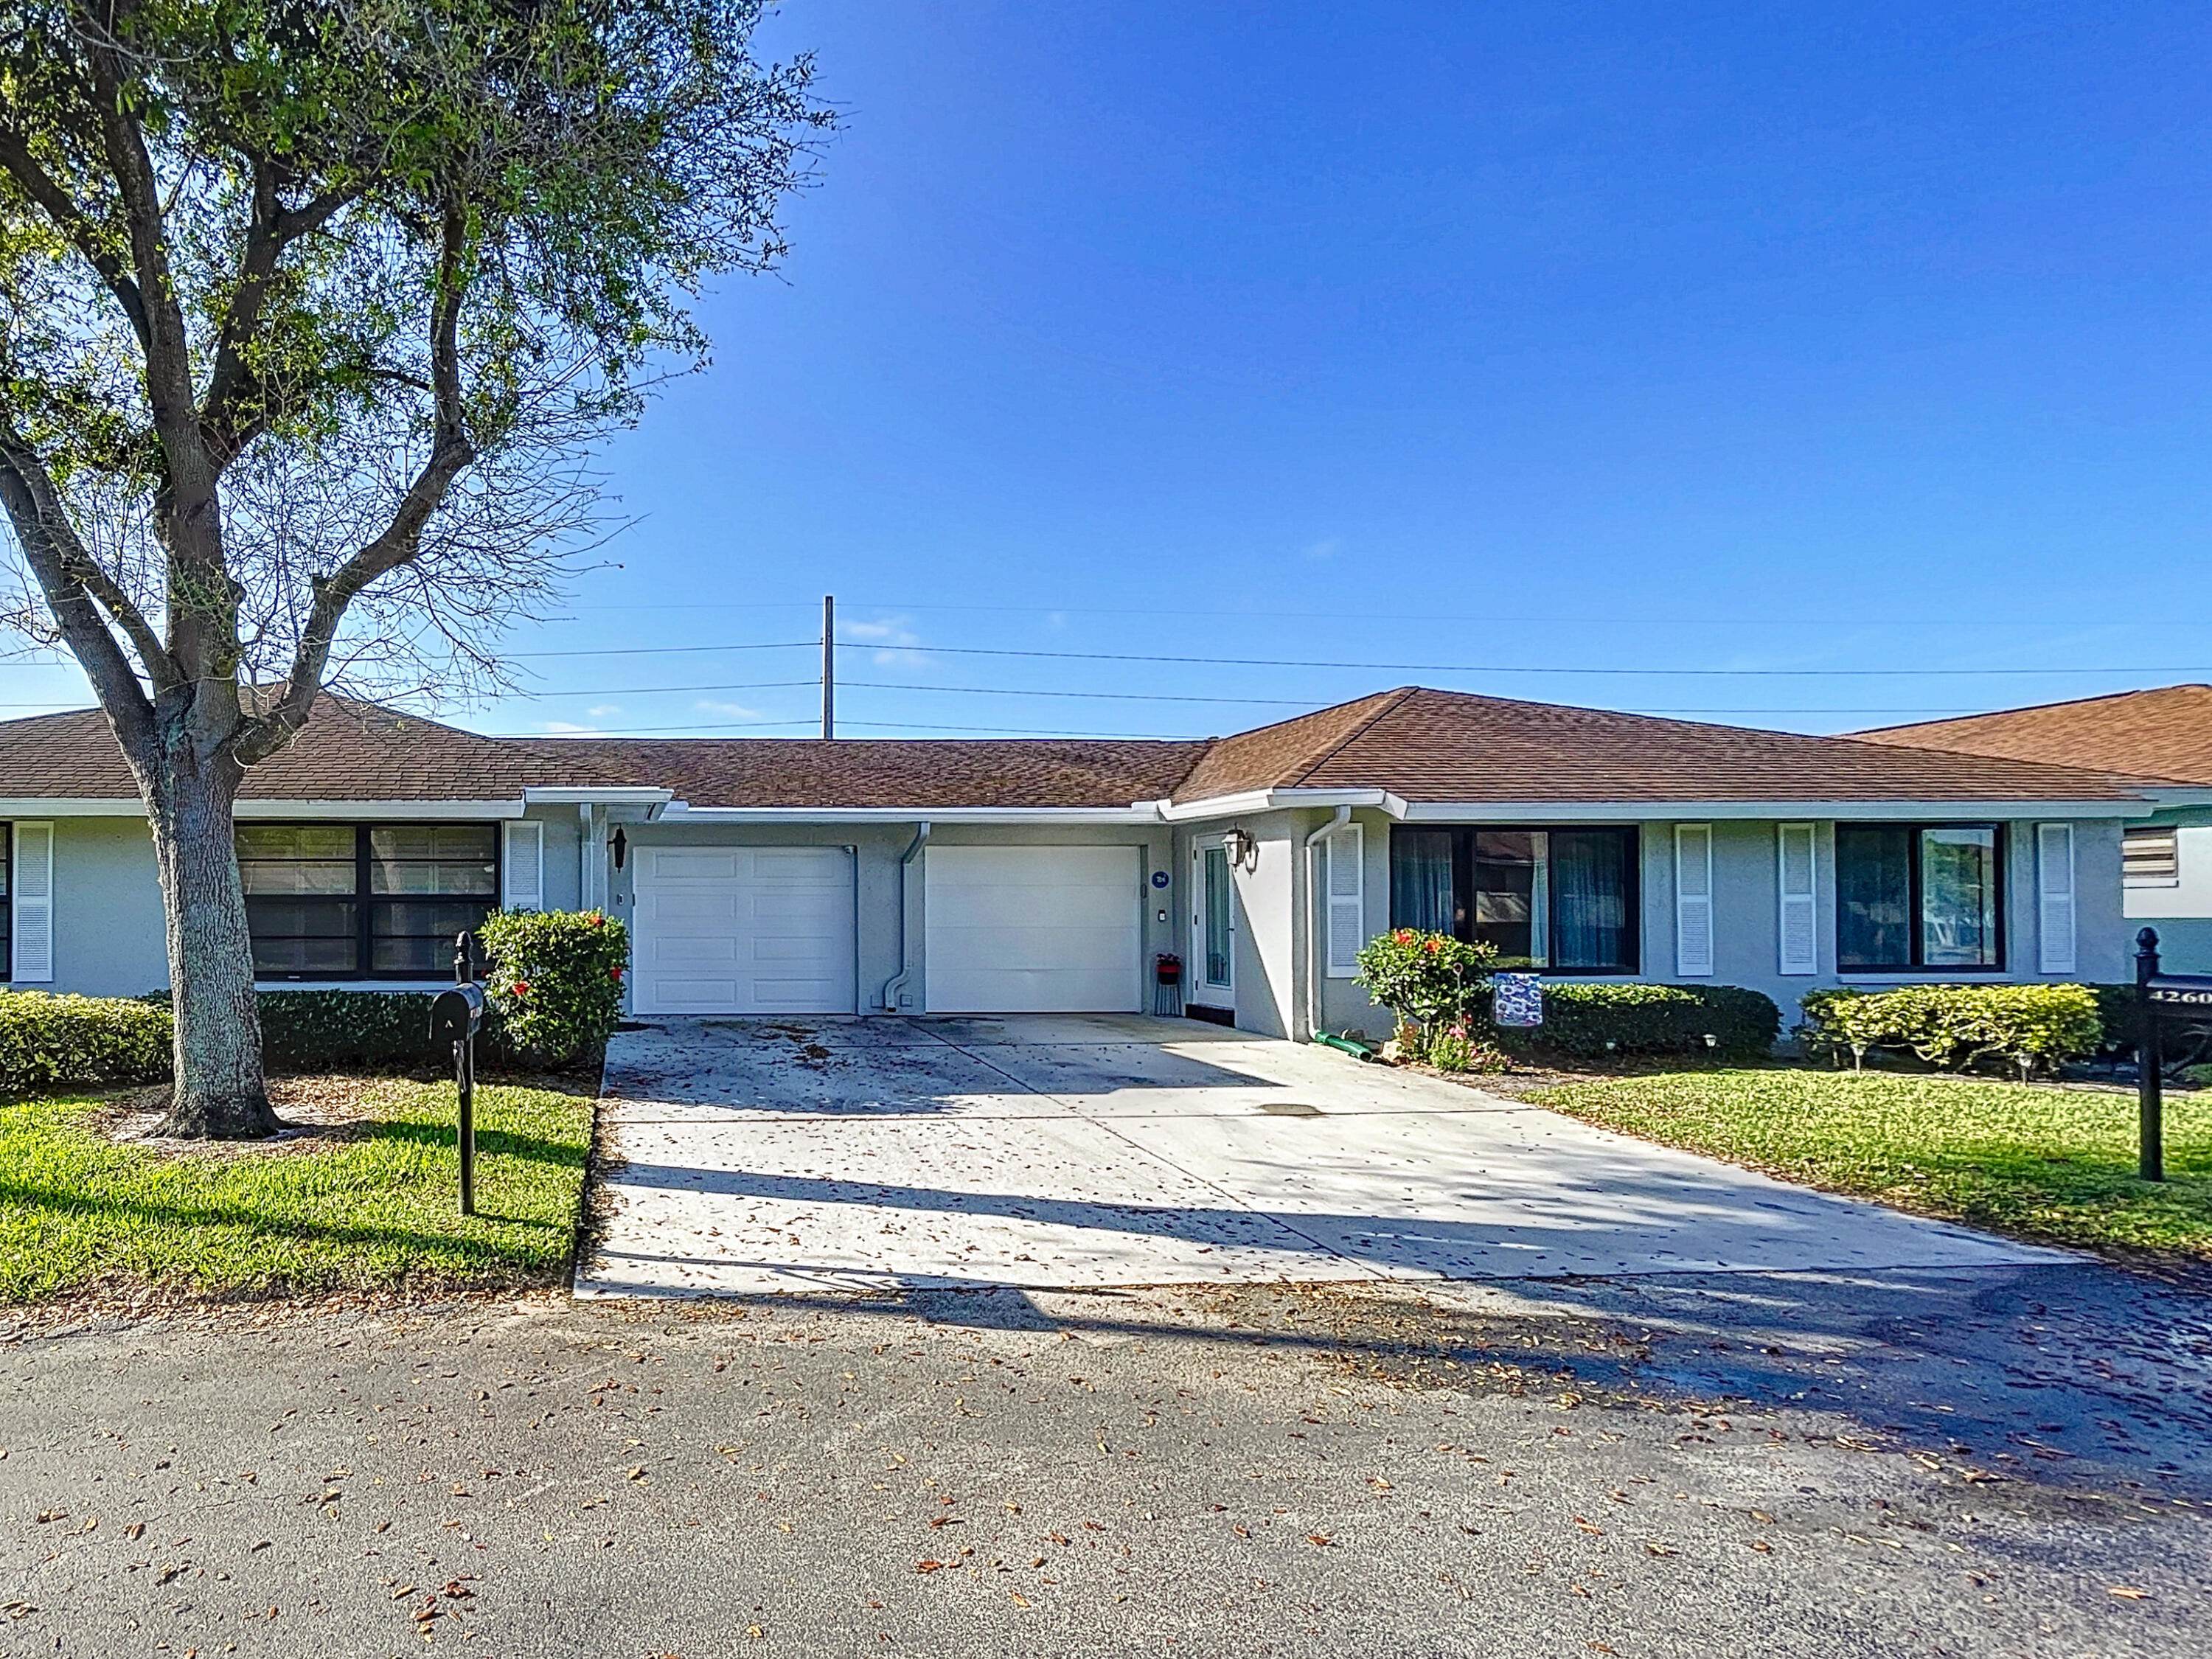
2137 928 2164 1184
2134 926 2212 1183
430 933 487 1216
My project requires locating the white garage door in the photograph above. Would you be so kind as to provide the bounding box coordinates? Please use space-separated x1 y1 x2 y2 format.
925 845 1142 1013
631 845 855 1015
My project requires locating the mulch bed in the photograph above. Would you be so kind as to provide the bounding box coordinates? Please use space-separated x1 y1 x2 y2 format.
88 1066 597 1158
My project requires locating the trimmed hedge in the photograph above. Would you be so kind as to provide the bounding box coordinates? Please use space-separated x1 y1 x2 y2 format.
0 991 173 1096
131 990 526 1074
1798 983 2102 1079
1488 983 1781 1062
256 990 518 1070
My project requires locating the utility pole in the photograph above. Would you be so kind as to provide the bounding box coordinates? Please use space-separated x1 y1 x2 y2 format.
821 593 835 740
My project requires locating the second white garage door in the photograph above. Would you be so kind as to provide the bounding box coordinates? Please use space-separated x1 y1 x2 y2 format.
630 845 855 1015
924 845 1143 1013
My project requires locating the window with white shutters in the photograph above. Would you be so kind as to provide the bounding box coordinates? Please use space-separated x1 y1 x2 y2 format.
2036 822 2076 975
1674 824 1714 977
1776 822 1818 976
1325 824 1365 978
503 820 546 911
11 821 53 984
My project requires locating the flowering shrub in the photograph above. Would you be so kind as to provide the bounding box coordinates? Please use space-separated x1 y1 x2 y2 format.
1424 1023 1511 1074
476 909 630 1067
1355 929 1498 1059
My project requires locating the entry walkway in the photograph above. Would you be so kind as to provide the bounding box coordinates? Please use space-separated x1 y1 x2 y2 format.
576 1014 2061 1296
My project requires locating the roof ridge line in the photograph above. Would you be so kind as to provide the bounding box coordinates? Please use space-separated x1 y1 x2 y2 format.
1285 686 1420 787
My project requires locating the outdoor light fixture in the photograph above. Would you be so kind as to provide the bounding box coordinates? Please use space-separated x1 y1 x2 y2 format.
1222 827 1258 871
611 824 627 870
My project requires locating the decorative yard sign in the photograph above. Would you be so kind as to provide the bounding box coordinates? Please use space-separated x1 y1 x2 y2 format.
2135 928 2212 1183
1492 973 1544 1028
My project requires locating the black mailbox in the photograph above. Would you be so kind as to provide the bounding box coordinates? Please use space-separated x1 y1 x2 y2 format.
430 982 484 1044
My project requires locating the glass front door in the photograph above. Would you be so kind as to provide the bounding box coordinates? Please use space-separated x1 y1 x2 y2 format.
1196 843 1234 996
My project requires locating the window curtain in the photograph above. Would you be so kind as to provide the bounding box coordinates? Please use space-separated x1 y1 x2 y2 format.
1389 830 1455 934
1550 830 1630 970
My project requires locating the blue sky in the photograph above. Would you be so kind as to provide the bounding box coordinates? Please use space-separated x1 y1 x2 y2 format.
17 1 2212 740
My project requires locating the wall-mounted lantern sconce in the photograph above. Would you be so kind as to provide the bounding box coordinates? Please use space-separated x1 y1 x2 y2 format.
1222 827 1258 871
611 824 627 870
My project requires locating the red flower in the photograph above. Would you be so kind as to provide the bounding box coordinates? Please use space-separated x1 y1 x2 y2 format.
1394 929 1415 945
588 914 605 927
1424 937 1441 954
610 966 624 981
512 980 529 998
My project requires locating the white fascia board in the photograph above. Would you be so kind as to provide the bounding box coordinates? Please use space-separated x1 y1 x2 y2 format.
0 797 532 819
233 799 525 819
1155 789 1389 824
653 804 1161 826
521 786 674 807
0 798 145 817
1391 799 2152 822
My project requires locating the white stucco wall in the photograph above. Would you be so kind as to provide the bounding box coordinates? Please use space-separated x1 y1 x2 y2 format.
1206 810 2136 1045
10 804 586 998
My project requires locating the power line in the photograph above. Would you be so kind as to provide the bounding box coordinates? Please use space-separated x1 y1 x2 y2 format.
550 596 2178 630
512 717 1191 740
833 642 2212 678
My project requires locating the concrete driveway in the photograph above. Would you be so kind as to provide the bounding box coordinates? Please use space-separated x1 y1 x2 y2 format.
577 1014 2060 1296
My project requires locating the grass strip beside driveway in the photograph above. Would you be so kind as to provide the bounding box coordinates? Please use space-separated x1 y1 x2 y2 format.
1530 1068 2212 1259
0 1079 592 1304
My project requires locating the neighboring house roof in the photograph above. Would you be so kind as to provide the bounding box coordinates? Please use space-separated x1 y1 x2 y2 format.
1854 684 2212 786
1170 686 2154 804
0 684 2159 812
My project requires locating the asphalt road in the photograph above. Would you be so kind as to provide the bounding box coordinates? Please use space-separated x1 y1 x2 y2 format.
4 1260 2209 1658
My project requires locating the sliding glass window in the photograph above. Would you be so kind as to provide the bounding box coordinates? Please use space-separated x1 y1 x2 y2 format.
1388 826 1638 974
238 824 498 979
1835 824 2003 972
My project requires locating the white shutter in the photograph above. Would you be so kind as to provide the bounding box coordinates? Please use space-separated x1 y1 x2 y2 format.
1324 823 1365 978
2037 822 2076 975
502 819 545 911
1674 824 1714 977
11 821 53 983
1776 822 1818 976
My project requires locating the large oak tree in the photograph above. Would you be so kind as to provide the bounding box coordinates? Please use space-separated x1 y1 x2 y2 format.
0 1 828 1134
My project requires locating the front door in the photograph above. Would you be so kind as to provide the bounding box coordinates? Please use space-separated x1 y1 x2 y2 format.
1190 838 1234 1009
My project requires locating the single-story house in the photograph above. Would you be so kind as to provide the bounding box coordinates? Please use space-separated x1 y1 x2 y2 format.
0 685 2199 1036
1859 684 2212 974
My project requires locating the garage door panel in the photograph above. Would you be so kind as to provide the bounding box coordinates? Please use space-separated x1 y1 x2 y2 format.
926 846 1141 1014
633 845 855 1015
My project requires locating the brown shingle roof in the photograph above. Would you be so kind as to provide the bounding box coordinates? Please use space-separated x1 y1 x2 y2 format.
537 736 1211 810
0 700 644 801
0 687 2155 810
0 701 1208 809
1170 686 2154 804
1854 685 2212 786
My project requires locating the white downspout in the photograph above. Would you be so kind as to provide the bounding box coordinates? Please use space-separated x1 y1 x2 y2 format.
577 803 599 911
1302 806 1351 1041
879 821 931 1012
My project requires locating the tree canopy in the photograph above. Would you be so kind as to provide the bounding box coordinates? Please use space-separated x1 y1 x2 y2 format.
0 0 830 748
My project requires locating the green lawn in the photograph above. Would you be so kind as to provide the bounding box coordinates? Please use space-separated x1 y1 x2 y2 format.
1530 1068 2212 1259
0 1079 594 1304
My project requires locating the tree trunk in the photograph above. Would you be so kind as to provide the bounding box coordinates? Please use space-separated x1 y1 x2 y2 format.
146 747 277 1138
